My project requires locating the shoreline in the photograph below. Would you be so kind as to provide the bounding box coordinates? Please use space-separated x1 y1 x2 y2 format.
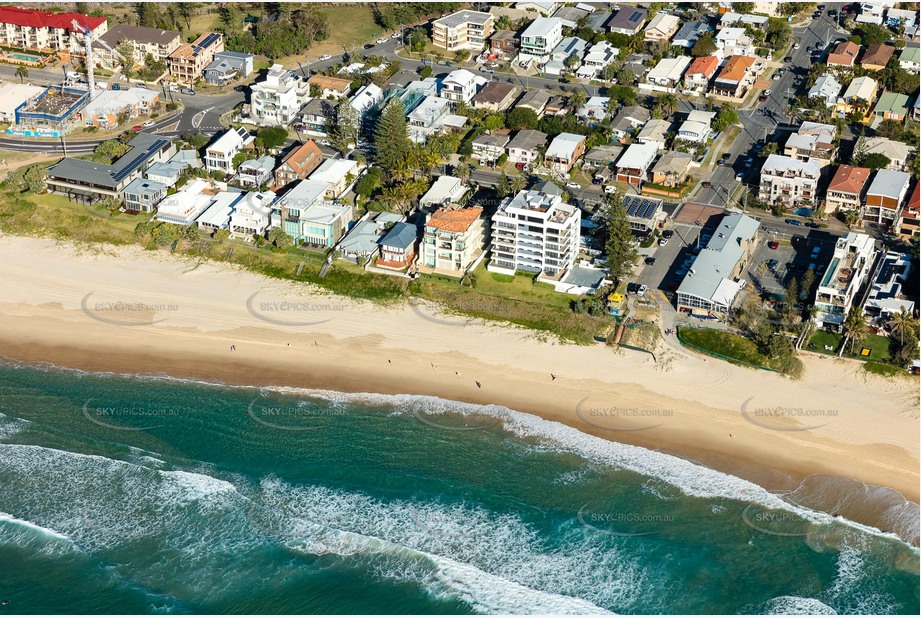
0 235 918 541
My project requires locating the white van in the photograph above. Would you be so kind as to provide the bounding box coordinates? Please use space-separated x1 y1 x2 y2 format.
604 185 617 194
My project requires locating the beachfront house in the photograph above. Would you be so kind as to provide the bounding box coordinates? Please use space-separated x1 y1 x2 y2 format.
421 207 486 274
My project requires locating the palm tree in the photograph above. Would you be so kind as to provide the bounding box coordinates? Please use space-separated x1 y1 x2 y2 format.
511 174 526 194
888 307 919 346
568 90 587 112
839 306 869 357
15 65 28 82
454 161 471 183
657 93 680 117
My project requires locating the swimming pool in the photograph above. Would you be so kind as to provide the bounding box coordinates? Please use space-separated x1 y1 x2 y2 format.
8 53 42 63
792 207 814 217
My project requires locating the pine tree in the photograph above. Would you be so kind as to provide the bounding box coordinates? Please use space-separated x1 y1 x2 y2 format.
597 192 638 282
332 98 359 155
851 128 868 167
373 99 409 174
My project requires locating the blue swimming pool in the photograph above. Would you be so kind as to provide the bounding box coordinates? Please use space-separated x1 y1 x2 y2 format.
9 53 42 63
792 207 814 217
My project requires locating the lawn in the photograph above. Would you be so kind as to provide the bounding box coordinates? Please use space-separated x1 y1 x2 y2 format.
808 331 893 362
468 263 575 310
282 5 386 62
678 327 773 369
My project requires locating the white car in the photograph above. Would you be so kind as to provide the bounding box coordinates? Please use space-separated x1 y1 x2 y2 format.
565 182 581 190
376 38 388 44
391 32 401 39
793 43 801 49
604 185 617 194
764 89 772 96
142 120 155 128
318 54 332 61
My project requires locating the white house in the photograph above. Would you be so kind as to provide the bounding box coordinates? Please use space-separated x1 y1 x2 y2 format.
229 190 276 238
506 129 548 166
408 95 452 143
578 41 618 79
677 110 715 143
715 27 754 58
813 232 877 329
349 83 384 118
643 56 691 92
614 141 660 186
309 158 363 199
205 127 254 175
856 2 886 25
440 69 487 106
808 74 843 108
420 174 469 208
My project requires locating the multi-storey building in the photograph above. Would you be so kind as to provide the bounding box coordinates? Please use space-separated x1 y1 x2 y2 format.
98 24 180 69
421 207 486 274
168 31 223 85
472 132 511 163
432 10 493 52
272 178 352 247
544 132 585 174
824 165 871 215
711 54 756 97
274 140 323 189
782 122 837 168
863 251 915 322
506 129 547 166
519 17 564 62
440 69 487 106
0 5 107 54
250 64 309 126
813 232 877 330
488 189 581 281
714 27 754 58
205 127 254 175
615 141 660 186
895 183 919 239
758 154 821 209
864 169 911 225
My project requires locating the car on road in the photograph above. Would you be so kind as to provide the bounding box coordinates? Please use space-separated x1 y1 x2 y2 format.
768 241 779 250
658 237 669 247
764 89 772 96
318 54 332 61
363 43 374 49
131 125 142 132
479 66 494 73
805 221 820 229
135 82 147 88
722 152 731 160
391 32 401 38
637 284 648 296
142 120 155 128
759 94 768 102
438 60 451 66
111 83 121 90
817 4 825 10
565 182 581 190
717 158 726 166
784 56 793 63
702 181 712 188
662 230 674 239
772 72 781 80
793 43 801 49
644 257 656 266
785 219 802 226
736 172 744 180
181 88 195 95
376 38 388 44
558 77 570 83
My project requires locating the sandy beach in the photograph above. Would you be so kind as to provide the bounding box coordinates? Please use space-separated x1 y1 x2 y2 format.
0 235 918 530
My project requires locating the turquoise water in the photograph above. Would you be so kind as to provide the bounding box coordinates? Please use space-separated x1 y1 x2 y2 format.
8 54 41 62
0 359 918 614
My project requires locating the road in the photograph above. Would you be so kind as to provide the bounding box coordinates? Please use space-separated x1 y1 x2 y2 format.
691 10 848 209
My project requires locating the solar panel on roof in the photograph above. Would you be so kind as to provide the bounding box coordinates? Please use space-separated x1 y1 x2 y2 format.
630 10 642 21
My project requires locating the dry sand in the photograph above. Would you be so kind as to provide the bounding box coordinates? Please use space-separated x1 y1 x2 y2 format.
0 235 917 511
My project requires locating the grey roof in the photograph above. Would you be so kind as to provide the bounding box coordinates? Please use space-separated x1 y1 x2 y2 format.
507 129 548 150
585 144 624 161
606 5 648 31
553 6 590 24
867 170 911 199
516 89 551 110
379 221 418 249
240 155 276 174
302 98 338 117
473 132 511 148
146 161 184 179
531 179 563 196
100 24 179 47
563 264 605 288
205 54 247 75
677 213 759 305
47 133 170 189
672 21 710 47
587 10 612 29
123 177 166 196
435 9 493 27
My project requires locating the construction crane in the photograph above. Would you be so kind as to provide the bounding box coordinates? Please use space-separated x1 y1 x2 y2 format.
71 19 123 98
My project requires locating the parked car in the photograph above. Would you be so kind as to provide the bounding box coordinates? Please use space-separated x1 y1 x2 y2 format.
604 185 617 194
783 56 793 62
744 158 754 168
805 221 819 229
363 44 374 49
142 120 155 128
626 283 640 294
180 88 195 95
644 256 656 265
768 241 779 250
759 95 768 102
736 172 745 180
565 182 580 190
111 83 121 90
637 284 648 296
785 219 802 226
391 32 401 39
658 237 669 247
793 43 801 49
131 125 142 132
702 181 712 188
479 67 494 73
662 230 674 239
318 54 332 61
558 77 571 83
376 38 388 44
592 177 602 184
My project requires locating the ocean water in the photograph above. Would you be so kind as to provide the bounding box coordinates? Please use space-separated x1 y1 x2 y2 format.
0 359 918 615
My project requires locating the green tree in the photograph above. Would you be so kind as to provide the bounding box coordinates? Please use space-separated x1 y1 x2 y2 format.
496 171 511 197
355 166 383 198
116 38 135 75
656 93 679 117
184 132 210 150
22 165 45 193
15 65 28 82
888 307 918 346
857 153 892 170
134 1 158 27
257 126 288 151
840 305 869 356
419 65 433 78
95 139 131 162
596 192 638 282
373 98 409 174
213 228 230 242
506 107 539 130
268 227 293 248
712 106 739 132
690 33 716 57
330 99 359 154
875 119 904 140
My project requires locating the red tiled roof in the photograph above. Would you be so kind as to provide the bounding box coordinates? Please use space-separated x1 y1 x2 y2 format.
686 55 718 77
828 165 871 195
827 41 859 66
428 207 483 233
907 182 920 213
281 140 323 175
0 5 106 31
715 55 755 83
861 43 895 67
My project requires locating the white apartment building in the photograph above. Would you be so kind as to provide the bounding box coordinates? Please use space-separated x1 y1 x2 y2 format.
488 189 581 281
440 69 487 106
408 95 452 143
432 10 494 52
205 127 254 175
519 17 564 63
813 232 877 329
250 64 309 126
758 154 822 209
0 5 107 54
